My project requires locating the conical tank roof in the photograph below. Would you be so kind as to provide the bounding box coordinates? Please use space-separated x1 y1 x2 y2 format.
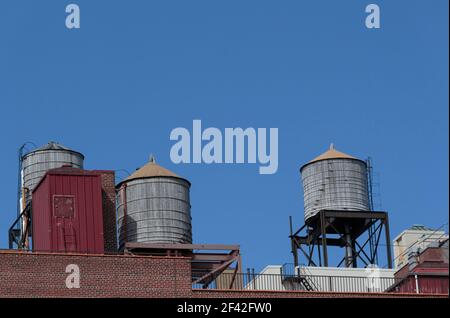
309 144 356 163
35 141 71 151
301 144 364 171
119 156 189 186
25 141 84 158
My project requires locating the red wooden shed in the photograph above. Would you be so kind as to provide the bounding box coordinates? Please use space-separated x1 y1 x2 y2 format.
32 166 105 254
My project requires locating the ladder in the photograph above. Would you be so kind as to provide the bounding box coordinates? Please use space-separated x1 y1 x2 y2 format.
296 266 320 291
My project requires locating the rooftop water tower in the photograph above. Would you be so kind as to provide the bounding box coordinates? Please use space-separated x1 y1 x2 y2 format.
9 141 84 250
301 144 370 222
290 145 392 268
116 157 192 250
21 141 85 205
116 156 242 288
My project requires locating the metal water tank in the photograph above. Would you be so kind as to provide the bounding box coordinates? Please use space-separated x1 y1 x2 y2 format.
300 145 370 222
116 157 192 249
22 142 84 203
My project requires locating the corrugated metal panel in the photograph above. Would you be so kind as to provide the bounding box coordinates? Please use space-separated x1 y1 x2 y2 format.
22 144 84 204
32 170 104 254
301 158 370 221
117 177 192 249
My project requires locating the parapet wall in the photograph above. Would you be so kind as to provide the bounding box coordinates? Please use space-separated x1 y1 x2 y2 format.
0 250 191 298
0 251 446 298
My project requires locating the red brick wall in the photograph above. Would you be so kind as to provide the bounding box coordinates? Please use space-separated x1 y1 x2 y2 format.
95 171 118 253
0 251 446 298
0 251 191 298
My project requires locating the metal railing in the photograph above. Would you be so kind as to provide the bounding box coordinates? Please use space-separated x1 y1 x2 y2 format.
193 270 404 293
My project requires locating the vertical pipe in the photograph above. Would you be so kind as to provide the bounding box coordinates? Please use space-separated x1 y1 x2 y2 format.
414 274 420 294
16 145 25 231
344 224 353 268
351 241 358 268
384 214 393 269
317 239 322 267
320 211 328 267
121 184 128 251
289 216 299 267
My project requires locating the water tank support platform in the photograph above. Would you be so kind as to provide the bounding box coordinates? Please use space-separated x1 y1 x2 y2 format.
123 242 241 289
289 210 392 269
8 202 32 250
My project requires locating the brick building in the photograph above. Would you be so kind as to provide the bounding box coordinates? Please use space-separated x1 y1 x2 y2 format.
4 145 447 299
0 250 447 298
388 239 449 294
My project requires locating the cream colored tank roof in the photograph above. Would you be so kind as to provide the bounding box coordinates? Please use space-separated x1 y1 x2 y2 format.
308 144 357 164
121 156 188 184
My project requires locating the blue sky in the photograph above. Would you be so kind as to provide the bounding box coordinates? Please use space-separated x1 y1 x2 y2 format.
0 0 448 271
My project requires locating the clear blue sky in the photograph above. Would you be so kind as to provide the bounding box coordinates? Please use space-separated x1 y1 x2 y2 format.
0 0 448 270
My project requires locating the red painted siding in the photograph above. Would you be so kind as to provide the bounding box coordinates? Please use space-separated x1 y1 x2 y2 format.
418 276 449 294
393 275 449 294
32 168 104 254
